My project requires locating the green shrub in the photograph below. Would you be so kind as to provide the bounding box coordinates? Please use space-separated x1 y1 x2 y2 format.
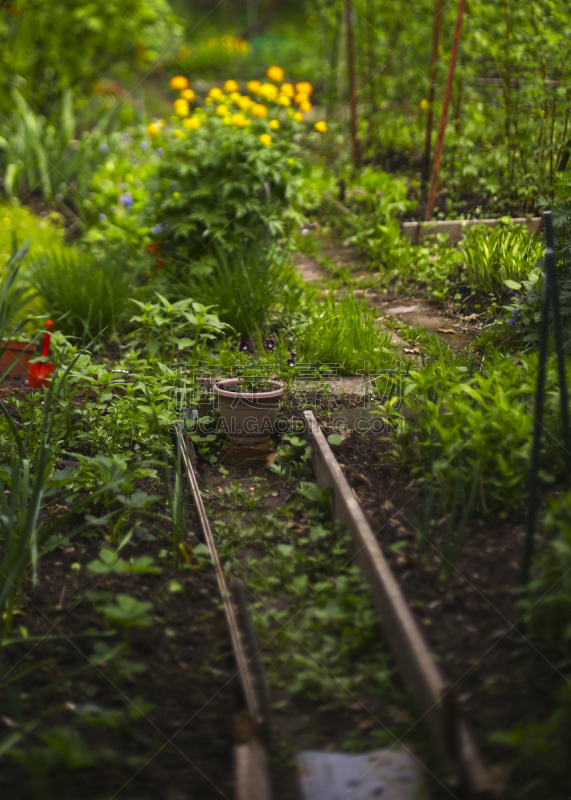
401 353 570 517
144 86 305 265
30 246 135 344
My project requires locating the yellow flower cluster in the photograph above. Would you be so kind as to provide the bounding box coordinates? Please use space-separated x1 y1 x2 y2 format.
164 66 327 147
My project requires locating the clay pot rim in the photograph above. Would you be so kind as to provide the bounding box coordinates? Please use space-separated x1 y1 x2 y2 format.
213 378 284 401
0 340 38 351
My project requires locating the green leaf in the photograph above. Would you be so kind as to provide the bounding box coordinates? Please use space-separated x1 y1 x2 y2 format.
327 433 343 446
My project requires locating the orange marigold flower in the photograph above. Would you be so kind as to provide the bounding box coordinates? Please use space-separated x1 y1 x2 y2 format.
181 88 195 101
148 122 162 137
300 100 312 114
259 82 279 101
170 75 189 90
251 103 268 118
293 111 303 122
259 134 272 146
296 81 313 95
209 87 223 100
174 98 190 117
247 80 261 94
269 119 280 130
267 65 284 82
224 79 239 93
280 82 295 97
314 120 327 133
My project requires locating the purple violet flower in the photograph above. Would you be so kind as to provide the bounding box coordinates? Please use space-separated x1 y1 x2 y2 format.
156 147 164 156
120 193 134 209
100 143 109 154
240 339 250 352
151 224 163 235
290 352 298 361
265 339 275 351
99 213 107 222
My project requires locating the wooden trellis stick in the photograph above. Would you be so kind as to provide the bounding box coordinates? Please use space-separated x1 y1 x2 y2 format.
425 0 466 222
345 0 360 168
422 0 443 185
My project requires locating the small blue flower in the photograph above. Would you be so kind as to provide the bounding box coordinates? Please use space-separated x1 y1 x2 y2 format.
120 193 134 209
155 147 164 156
99 213 107 222
287 358 296 367
170 180 177 187
290 352 298 361
265 339 275 351
140 141 149 151
100 143 109 154
239 339 250 352
151 224 163 235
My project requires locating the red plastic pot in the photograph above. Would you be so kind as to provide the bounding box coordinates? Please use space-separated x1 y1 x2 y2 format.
0 340 38 380
29 320 55 389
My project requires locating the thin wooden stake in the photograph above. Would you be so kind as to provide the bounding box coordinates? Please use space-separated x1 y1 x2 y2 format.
425 0 466 222
345 0 360 168
422 0 443 185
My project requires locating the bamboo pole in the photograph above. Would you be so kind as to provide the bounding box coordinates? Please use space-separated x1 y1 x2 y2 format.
425 0 466 222
422 0 443 185
345 0 360 168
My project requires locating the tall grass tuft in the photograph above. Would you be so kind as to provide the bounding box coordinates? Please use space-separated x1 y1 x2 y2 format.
31 246 133 345
460 223 543 292
297 291 398 374
177 242 297 338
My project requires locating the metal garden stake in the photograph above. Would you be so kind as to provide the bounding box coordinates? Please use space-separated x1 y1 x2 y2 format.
522 209 571 583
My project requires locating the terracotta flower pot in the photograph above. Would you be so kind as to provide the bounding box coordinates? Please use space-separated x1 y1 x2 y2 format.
0 341 38 380
213 379 284 444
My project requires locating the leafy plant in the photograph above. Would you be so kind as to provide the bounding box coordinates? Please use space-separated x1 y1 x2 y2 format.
129 293 231 363
459 222 544 293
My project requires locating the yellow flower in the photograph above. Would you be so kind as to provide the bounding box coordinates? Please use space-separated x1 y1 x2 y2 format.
280 82 295 97
170 75 189 90
183 116 202 131
224 79 239 93
420 99 428 110
205 96 214 105
223 116 232 125
259 82 279 101
148 122 161 137
173 131 186 140
181 88 196 102
267 65 284 82
174 98 190 117
259 134 272 147
295 91 309 105
237 95 252 110
293 111 303 122
276 94 291 107
296 81 313 95
229 91 241 104
231 113 247 127
269 119 280 130
247 80 261 94
300 100 312 113
252 103 268 118
314 120 327 133
209 87 223 100
216 104 230 117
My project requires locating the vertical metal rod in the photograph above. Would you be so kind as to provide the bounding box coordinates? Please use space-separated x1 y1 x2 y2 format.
422 0 443 185
345 0 360 169
545 211 571 487
425 0 466 222
522 218 553 583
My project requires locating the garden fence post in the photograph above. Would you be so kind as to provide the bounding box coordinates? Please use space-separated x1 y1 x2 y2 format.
522 210 556 583
425 0 466 222
544 211 571 487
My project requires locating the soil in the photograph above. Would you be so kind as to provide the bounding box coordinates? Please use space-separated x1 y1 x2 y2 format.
333 428 564 771
0 495 237 800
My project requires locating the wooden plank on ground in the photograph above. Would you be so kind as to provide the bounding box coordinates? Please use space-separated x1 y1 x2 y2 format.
303 410 497 798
